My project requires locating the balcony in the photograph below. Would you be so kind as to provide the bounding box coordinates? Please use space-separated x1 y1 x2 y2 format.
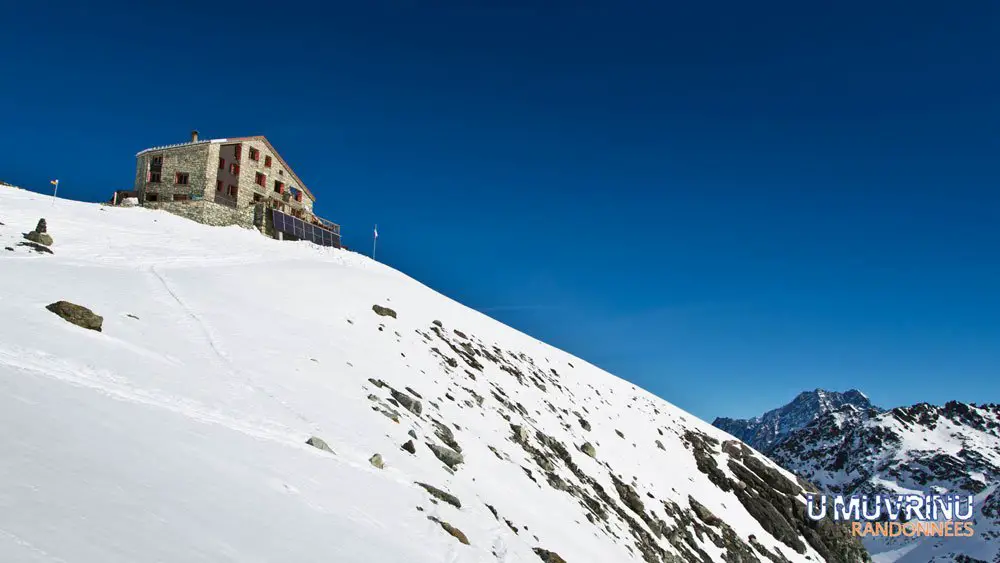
313 216 340 235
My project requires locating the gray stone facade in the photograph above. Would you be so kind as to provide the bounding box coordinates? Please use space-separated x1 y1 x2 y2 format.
144 200 257 229
134 133 329 236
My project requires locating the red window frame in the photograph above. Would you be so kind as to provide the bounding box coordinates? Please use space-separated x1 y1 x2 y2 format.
175 172 189 185
228 185 238 196
264 155 272 167
234 144 242 160
230 163 240 175
249 147 260 161
219 157 225 169
274 180 284 194
255 172 266 187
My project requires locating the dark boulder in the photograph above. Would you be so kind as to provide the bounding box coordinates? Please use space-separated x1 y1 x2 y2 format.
372 304 397 318
46 301 102 331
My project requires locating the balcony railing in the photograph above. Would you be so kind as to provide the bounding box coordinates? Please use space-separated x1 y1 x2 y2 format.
313 216 340 235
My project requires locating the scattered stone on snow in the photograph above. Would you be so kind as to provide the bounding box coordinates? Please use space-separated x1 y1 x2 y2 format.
46 301 103 331
415 482 461 508
533 547 567 562
305 436 335 454
18 241 53 254
428 516 469 545
24 218 53 246
372 304 397 318
369 453 385 469
426 443 464 469
390 389 423 415
580 442 597 458
401 440 416 454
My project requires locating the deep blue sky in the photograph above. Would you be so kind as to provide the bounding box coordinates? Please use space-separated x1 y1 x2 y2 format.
2 1 998 420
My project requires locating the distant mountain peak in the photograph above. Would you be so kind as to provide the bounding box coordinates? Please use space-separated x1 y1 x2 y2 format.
711 388 880 452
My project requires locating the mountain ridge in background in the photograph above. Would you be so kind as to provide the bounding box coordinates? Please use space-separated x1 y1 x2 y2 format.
714 389 1000 563
712 389 880 453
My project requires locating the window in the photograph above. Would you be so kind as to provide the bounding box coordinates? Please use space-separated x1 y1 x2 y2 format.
173 194 189 202
228 185 238 196
219 157 225 170
151 155 163 167
253 193 263 203
264 155 272 167
249 147 260 161
274 180 284 193
148 171 162 183
146 192 159 202
295 191 303 202
175 172 190 185
278 169 283 176
234 144 242 160
216 180 223 191
230 163 240 175
255 172 266 187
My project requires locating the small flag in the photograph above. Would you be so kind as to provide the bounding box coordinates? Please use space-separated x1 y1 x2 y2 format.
50 179 59 185
374 225 379 239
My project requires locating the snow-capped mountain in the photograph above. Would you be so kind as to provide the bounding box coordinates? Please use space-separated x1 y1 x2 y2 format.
713 389 880 453
0 186 867 563
769 401 1000 563
719 391 1000 563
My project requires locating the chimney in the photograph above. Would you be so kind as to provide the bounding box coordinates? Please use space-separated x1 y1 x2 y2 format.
191 130 199 143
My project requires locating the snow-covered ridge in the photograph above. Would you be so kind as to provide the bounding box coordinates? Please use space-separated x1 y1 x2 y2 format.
0 187 867 563
713 389 879 453
724 388 1000 563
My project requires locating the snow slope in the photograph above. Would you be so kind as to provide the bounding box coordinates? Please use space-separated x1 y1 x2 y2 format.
0 187 866 563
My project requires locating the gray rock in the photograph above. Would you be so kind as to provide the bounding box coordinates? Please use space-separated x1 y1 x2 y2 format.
402 440 416 454
578 418 591 431
18 241 53 254
390 389 422 415
581 442 597 458
34 218 47 233
511 423 531 444
408 429 418 439
426 443 464 468
46 301 102 331
372 304 397 318
655 440 666 451
532 548 567 563
434 421 462 453
305 436 334 454
25 231 53 246
369 453 385 469
415 482 461 508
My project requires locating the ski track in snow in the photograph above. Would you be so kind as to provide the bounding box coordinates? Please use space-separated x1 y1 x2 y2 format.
149 262 321 433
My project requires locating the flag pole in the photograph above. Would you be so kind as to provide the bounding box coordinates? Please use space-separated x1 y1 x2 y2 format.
51 179 59 206
372 224 378 260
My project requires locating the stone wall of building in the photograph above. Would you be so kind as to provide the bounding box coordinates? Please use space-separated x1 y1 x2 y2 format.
221 139 314 217
135 143 213 203
145 200 256 229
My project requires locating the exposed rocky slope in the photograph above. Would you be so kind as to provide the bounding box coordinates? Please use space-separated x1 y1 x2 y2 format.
0 187 868 562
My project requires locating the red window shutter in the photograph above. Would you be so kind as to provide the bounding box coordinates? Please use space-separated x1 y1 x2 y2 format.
219 157 225 169
234 144 241 160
